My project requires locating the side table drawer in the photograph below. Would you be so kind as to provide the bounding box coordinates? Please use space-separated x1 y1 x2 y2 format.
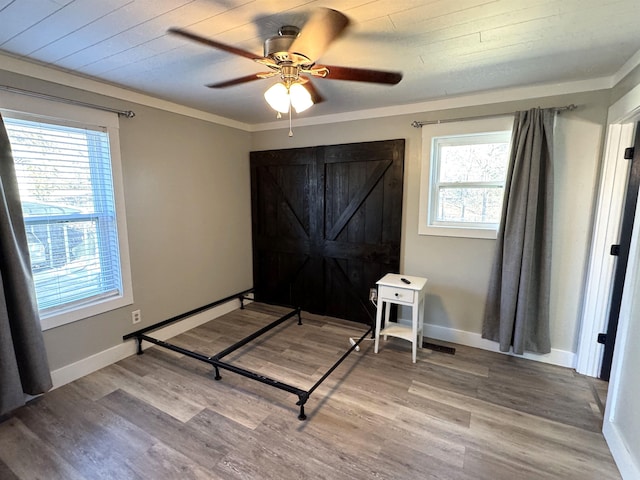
378 285 415 303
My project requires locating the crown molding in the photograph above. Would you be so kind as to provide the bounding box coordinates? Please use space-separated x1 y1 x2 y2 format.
0 52 252 131
3 49 637 132
612 48 640 87
250 76 612 132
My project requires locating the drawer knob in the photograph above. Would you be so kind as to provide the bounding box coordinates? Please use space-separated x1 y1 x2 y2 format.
395 293 399 297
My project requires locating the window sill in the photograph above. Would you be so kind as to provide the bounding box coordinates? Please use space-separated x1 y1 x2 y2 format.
40 293 133 331
418 225 498 240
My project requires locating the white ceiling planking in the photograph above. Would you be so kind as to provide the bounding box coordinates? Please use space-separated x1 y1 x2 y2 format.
0 0 638 125
392 3 563 51
480 6 638 47
405 0 639 78
0 0 74 44
109 50 243 89
417 34 483 66
64 1 235 73
43 0 200 69
1 0 132 55
474 20 638 67
388 0 504 30
112 43 220 77
392 2 555 38
448 46 608 88
80 41 171 78
345 0 443 24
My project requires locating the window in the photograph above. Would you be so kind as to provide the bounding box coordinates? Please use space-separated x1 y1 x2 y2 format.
2 98 132 330
418 116 513 239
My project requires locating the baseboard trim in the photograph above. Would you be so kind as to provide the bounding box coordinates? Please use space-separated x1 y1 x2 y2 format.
50 299 245 389
604 421 640 479
398 319 576 368
52 305 575 390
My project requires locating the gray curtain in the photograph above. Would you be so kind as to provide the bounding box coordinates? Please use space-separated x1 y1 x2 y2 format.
0 113 52 416
482 107 555 354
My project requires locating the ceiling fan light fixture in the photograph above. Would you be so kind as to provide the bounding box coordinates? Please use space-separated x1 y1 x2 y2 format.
264 81 314 114
264 82 291 113
289 82 313 113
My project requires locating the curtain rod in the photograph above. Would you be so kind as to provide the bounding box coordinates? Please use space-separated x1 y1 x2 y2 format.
410 104 577 128
0 85 135 118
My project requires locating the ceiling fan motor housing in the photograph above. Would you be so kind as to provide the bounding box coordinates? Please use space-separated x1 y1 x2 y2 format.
264 26 311 65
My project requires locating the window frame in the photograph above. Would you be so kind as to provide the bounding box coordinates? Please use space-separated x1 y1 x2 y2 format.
418 115 514 239
1 92 133 330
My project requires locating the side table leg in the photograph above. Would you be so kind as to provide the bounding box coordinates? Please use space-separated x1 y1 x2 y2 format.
374 300 383 354
383 301 391 341
412 304 418 363
418 296 425 349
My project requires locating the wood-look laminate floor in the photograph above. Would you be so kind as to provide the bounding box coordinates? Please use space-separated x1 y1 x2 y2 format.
0 303 619 479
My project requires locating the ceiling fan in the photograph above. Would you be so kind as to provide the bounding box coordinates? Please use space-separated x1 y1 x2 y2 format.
168 8 403 115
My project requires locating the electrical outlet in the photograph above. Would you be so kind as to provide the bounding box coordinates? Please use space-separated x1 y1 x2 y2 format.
369 288 377 302
132 309 141 325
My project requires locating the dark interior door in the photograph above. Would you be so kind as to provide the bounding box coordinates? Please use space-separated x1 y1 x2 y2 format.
250 139 404 325
601 122 640 380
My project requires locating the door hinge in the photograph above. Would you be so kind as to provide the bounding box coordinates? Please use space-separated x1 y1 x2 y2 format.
610 244 621 256
624 147 635 160
597 333 607 344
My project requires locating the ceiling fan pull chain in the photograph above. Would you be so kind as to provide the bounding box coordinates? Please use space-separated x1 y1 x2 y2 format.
288 106 293 137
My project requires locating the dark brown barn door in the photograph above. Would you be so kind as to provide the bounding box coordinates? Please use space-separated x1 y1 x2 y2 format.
250 139 404 324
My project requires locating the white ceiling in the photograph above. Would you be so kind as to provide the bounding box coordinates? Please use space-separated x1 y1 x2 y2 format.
1 0 639 125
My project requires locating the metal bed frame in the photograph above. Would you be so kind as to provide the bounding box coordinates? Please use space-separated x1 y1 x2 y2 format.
123 289 371 420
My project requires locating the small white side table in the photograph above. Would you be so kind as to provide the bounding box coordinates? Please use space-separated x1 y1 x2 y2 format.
374 273 428 363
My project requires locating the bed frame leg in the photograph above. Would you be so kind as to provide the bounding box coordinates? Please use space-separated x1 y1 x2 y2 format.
239 295 245 310
296 393 308 420
136 337 144 355
297 307 302 326
214 366 222 380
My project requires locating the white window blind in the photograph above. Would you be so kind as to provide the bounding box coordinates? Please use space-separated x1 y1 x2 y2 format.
5 117 124 317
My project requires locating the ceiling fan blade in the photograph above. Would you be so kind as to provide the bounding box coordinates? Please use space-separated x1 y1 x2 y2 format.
206 72 277 89
299 76 325 104
313 65 403 85
288 8 349 63
168 27 263 61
